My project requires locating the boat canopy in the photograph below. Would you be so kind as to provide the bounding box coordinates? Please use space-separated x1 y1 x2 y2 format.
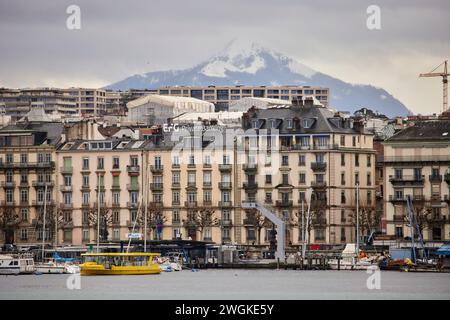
81 252 160 257
436 244 450 256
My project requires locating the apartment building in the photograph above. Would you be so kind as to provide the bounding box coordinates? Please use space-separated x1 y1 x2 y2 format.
0 123 64 246
63 88 107 116
54 134 238 245
238 104 376 245
383 119 450 241
0 88 77 120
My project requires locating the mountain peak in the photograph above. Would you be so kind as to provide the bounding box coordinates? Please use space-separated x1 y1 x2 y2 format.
106 41 410 117
200 38 316 79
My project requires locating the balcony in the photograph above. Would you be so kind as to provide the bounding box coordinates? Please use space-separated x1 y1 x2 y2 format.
203 163 212 169
126 202 139 208
110 184 121 190
275 200 293 207
312 218 327 225
127 165 140 175
220 219 232 226
430 195 443 202
32 181 54 188
60 203 73 210
127 184 140 191
203 200 212 206
243 182 258 190
311 181 327 189
172 163 180 169
311 162 327 172
429 174 443 183
171 182 181 189
184 201 198 208
218 164 232 172
388 195 425 203
0 161 55 170
218 182 232 189
60 166 73 174
32 200 55 206
150 165 164 174
389 175 424 185
429 215 447 223
311 199 328 207
150 183 163 191
95 185 106 192
1 181 16 188
444 195 450 203
59 185 72 192
393 215 405 222
203 181 212 188
111 165 120 172
186 182 197 189
243 164 257 173
445 173 450 184
218 201 232 207
0 200 16 206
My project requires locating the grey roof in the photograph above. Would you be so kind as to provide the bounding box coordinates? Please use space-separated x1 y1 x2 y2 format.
0 122 64 145
244 106 367 134
385 120 450 142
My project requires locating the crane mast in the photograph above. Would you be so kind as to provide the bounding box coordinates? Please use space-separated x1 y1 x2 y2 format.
419 60 449 113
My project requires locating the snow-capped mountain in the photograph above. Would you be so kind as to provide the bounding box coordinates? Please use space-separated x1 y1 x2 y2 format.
107 40 410 117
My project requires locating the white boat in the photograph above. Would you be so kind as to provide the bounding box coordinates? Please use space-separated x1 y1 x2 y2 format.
0 254 35 275
329 244 379 270
158 253 183 272
35 259 81 274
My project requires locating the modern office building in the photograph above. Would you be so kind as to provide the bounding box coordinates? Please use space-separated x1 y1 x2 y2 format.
0 88 78 120
62 88 107 116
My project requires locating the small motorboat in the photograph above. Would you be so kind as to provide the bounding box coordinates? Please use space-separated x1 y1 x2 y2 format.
0 253 35 275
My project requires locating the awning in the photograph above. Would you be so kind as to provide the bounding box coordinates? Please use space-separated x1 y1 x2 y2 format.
436 244 450 256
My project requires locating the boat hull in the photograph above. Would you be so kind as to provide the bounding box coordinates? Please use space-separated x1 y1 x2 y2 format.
35 266 66 274
81 268 161 275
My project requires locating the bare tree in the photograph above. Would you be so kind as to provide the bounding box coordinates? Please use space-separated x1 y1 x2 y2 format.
88 203 113 241
0 207 20 244
244 208 271 245
349 206 381 239
33 204 61 243
137 202 167 240
183 208 219 240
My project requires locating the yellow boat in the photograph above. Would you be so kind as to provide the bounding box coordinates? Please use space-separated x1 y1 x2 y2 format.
80 252 162 275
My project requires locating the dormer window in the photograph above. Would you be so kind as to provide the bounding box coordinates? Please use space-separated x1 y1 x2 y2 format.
252 120 258 129
286 119 293 129
302 118 313 128
269 119 277 129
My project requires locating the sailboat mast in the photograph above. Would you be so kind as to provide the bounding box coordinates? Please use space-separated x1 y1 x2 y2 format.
41 183 48 261
144 152 148 252
356 184 360 257
97 174 100 253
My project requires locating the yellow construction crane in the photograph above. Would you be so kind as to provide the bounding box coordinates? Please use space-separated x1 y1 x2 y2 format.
419 60 449 113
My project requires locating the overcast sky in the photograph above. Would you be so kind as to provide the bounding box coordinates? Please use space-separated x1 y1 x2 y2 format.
0 0 449 115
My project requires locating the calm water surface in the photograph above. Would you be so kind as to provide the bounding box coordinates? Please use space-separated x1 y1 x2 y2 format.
1 270 449 300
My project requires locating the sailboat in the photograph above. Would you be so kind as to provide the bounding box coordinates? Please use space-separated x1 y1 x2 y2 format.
34 184 80 274
329 184 380 270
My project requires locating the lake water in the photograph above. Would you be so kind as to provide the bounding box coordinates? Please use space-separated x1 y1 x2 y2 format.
1 270 449 300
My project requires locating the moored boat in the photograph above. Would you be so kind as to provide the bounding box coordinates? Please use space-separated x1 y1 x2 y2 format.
80 252 161 275
0 253 35 275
